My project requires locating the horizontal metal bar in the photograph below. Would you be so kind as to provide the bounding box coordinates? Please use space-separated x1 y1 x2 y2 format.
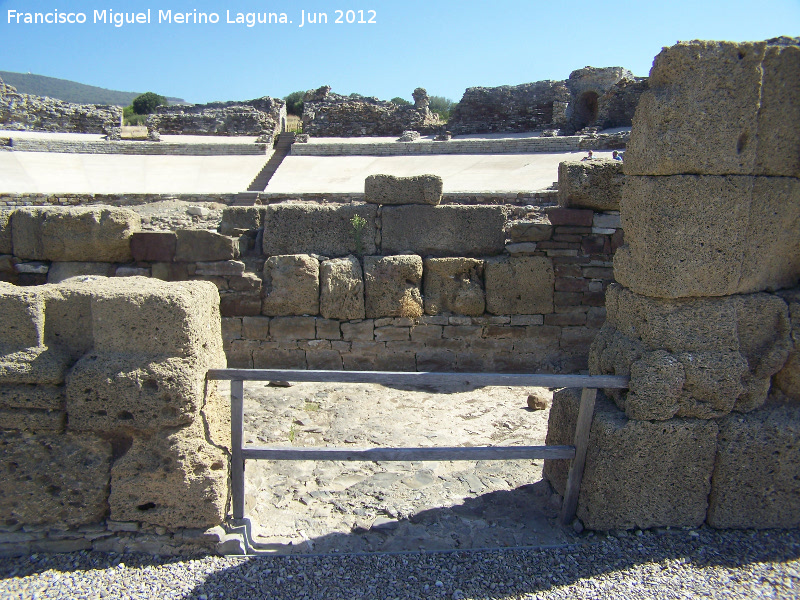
208 369 629 389
241 444 576 461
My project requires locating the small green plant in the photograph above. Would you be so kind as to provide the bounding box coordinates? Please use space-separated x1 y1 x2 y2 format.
350 215 367 255
304 401 320 412
288 423 297 442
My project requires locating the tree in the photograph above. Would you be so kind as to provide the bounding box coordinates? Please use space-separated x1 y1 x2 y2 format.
131 91 166 115
428 96 457 120
284 91 305 116
390 97 412 106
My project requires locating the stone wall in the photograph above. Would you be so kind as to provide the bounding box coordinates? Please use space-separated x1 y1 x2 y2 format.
301 86 441 137
545 37 800 531
0 78 121 134
448 67 648 135
0 276 233 555
148 97 286 140
5 137 267 156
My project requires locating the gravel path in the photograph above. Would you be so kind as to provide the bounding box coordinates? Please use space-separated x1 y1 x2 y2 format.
1 528 797 599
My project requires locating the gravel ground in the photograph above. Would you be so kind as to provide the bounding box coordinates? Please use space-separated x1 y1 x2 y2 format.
1 528 797 599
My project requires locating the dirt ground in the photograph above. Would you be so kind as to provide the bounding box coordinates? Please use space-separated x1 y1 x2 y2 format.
237 381 578 554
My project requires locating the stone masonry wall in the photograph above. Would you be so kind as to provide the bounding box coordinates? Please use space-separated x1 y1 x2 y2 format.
0 276 233 556
0 78 121 134
545 37 800 532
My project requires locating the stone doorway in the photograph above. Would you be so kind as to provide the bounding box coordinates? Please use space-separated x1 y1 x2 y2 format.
573 91 599 131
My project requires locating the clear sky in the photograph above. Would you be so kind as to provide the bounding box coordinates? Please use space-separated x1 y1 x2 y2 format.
1 0 798 104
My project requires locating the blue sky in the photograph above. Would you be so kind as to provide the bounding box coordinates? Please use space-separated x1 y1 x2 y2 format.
1 0 798 104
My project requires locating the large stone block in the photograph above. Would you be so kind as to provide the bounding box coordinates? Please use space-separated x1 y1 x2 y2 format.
558 159 624 210
423 258 485 316
0 284 44 351
381 205 506 257
485 256 554 315
47 262 116 284
130 232 177 262
364 255 423 319
320 256 365 320
625 38 800 177
544 388 717 530
615 176 800 298
175 230 238 262
261 254 319 317
590 284 792 419
219 206 267 235
774 287 800 400
42 285 94 360
0 431 111 526
108 420 227 528
364 174 443 205
66 354 208 432
87 278 224 362
262 203 377 257
11 206 140 262
0 385 64 411
0 211 12 255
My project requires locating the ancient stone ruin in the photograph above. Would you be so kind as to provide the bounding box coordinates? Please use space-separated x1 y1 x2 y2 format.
301 86 441 137
448 66 647 135
545 37 800 530
0 77 121 134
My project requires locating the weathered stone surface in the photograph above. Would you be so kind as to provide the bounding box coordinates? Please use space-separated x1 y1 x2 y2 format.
42 285 94 360
0 408 65 431
175 230 238 262
66 354 208 432
615 176 800 298
364 256 423 319
0 347 72 386
589 285 791 419
47 262 115 284
423 258 485 316
0 284 44 351
0 211 12 255
544 388 717 530
149 96 285 138
108 420 226 529
707 398 800 528
0 431 111 526
220 291 261 317
320 256 365 320
130 232 177 262
219 207 267 236
485 256 554 315
270 316 316 340
0 385 64 411
253 346 306 369
364 174 443 205
381 205 506 257
775 287 800 400
625 38 800 177
261 254 319 317
558 159 624 210
262 203 377 257
195 261 245 277
85 278 224 361
507 220 552 243
11 207 140 262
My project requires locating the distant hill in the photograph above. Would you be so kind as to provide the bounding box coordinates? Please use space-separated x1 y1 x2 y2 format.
0 71 187 106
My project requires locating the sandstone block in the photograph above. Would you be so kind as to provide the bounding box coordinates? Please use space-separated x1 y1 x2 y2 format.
381 205 506 257
625 38 800 177
269 316 316 340
11 206 140 262
219 206 267 236
195 261 245 277
615 176 800 298
364 255 423 319
0 408 65 431
252 346 306 369
316 318 342 340
260 254 319 317
87 278 224 362
0 211 12 255
306 350 342 370
590 285 792 419
485 256 554 315
341 320 374 341
0 284 44 351
108 421 226 528
262 203 377 257
0 431 111 526
507 220 553 243
423 258 485 317
774 287 800 400
220 291 261 317
707 399 800 528
544 388 717 530
545 208 593 227
0 385 64 411
47 262 116 284
66 354 208 432
130 232 177 262
558 159 624 210
175 230 238 262
319 256 365 321
364 174 443 205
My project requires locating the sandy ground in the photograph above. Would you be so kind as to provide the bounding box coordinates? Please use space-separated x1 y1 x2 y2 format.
235 381 577 554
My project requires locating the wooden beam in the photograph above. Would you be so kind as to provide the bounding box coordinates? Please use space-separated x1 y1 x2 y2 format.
208 369 629 389
241 444 576 462
560 387 597 525
231 379 245 521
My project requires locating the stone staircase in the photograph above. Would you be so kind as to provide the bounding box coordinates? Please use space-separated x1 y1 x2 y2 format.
246 132 295 192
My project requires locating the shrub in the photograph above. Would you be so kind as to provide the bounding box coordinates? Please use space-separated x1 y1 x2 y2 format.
391 97 412 106
284 91 305 116
429 96 457 121
131 91 166 115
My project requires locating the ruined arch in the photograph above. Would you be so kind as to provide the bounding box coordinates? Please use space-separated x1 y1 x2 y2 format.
573 90 599 131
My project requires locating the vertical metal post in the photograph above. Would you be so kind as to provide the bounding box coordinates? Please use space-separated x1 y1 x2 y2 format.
560 387 597 525
231 379 245 520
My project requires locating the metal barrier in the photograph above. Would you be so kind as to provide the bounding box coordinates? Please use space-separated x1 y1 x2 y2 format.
206 369 629 526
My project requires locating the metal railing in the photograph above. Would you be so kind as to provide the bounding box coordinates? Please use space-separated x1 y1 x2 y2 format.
206 369 629 526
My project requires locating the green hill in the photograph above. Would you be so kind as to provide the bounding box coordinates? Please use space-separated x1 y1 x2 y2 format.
0 71 187 106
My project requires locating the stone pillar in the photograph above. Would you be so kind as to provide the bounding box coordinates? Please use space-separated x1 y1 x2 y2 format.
545 38 800 530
